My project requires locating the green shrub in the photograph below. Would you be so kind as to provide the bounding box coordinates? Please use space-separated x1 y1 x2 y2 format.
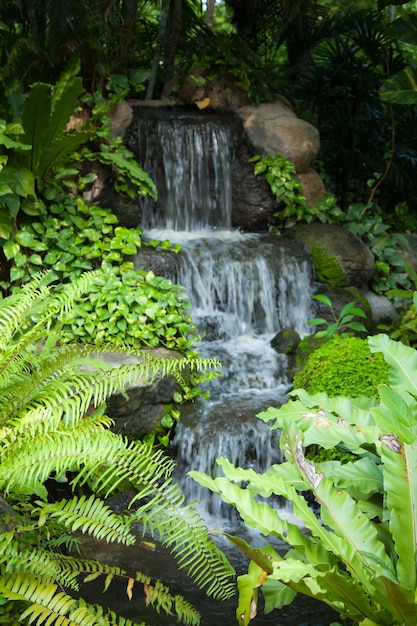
1 189 196 354
293 335 389 398
60 265 196 352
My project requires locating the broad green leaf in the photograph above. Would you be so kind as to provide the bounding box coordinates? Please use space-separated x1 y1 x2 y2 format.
389 13 417 45
221 534 273 574
236 566 261 626
0 207 13 239
262 578 296 613
21 83 52 173
307 317 327 325
3 240 20 260
380 67 417 105
372 386 417 443
6 166 35 198
348 321 367 332
313 294 332 307
48 76 84 148
15 231 48 251
319 457 383 499
369 334 417 396
37 132 91 179
380 440 417 590
284 430 395 592
376 575 417 624
269 557 388 625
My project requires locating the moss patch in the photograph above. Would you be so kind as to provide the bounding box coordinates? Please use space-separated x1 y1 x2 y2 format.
311 242 346 287
293 335 389 398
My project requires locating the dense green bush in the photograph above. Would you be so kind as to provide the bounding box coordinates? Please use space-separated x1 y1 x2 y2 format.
60 265 196 353
293 335 389 398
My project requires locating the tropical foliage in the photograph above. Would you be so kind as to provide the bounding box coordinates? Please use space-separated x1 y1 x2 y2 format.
0 59 155 242
0 63 201 368
0 272 235 625
191 333 417 625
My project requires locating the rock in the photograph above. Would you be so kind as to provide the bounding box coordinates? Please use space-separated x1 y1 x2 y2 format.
97 350 181 439
232 136 276 230
237 100 321 173
296 168 327 206
271 327 301 354
271 327 301 373
286 223 375 288
110 101 134 139
360 288 397 329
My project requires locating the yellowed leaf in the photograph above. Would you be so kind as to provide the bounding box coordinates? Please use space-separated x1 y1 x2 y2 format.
126 577 135 601
195 97 210 110
144 583 150 606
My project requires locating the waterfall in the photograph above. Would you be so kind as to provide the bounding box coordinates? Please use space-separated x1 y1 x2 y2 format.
130 107 314 527
131 109 234 230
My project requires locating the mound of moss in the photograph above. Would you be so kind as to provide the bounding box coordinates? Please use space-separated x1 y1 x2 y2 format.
292 335 389 398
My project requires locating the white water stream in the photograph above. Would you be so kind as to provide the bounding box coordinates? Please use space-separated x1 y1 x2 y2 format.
84 108 339 626
130 108 315 528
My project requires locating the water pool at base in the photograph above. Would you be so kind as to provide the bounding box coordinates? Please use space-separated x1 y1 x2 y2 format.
79 530 342 626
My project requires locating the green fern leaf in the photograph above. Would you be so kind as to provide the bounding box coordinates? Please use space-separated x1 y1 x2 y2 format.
34 495 135 545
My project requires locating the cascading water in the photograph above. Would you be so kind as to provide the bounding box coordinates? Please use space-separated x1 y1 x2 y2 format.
128 107 315 527
83 109 339 626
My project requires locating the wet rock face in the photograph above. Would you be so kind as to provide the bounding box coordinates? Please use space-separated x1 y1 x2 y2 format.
97 350 180 440
286 222 375 288
231 132 277 231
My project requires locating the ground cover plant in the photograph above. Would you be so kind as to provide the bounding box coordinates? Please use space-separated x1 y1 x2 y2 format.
293 335 389 398
0 271 235 625
191 332 417 625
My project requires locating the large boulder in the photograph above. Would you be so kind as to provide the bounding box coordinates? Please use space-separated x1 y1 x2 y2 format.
237 99 321 174
286 223 375 288
296 168 327 206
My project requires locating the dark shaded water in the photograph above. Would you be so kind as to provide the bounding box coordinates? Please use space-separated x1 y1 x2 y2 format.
80 530 341 626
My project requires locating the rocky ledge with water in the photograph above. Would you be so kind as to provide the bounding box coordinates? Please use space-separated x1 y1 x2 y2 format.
98 98 398 441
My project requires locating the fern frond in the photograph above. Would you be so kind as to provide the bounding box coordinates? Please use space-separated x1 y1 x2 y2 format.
133 571 200 626
0 574 76 621
0 272 231 623
0 574 148 626
0 273 50 351
53 435 236 601
69 599 148 626
136 494 236 601
34 495 135 545
0 271 102 364
0 533 73 585
0 423 126 498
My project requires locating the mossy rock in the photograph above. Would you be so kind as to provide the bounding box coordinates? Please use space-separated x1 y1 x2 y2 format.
311 242 345 287
271 327 301 354
286 223 374 288
292 335 389 398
